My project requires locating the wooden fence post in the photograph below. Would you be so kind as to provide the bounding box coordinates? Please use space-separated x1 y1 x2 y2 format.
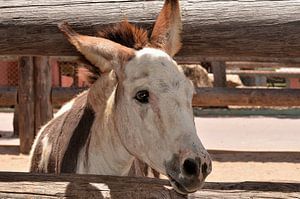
34 57 53 133
17 56 53 154
212 61 227 87
18 57 35 154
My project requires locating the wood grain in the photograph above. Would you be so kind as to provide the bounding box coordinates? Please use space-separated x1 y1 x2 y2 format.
4 87 300 107
51 87 85 107
190 190 299 199
0 87 83 107
191 181 300 199
227 70 300 78
0 87 17 106
193 88 300 107
226 62 300 69
0 172 186 199
34 57 53 133
212 62 227 87
0 0 300 62
17 57 35 154
0 172 298 199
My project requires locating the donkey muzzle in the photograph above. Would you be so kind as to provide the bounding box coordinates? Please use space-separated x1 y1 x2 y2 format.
165 153 212 194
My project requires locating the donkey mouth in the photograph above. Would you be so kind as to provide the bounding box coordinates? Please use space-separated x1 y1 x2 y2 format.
167 174 197 195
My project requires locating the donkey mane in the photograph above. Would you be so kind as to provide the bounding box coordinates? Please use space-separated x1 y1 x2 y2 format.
98 21 149 50
83 21 150 84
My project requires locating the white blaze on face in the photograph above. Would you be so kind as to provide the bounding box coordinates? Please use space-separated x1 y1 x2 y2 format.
115 48 207 175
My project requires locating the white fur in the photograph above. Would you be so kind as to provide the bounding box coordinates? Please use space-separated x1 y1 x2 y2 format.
54 98 75 117
31 47 211 193
31 0 212 192
38 136 52 172
29 120 52 170
74 48 210 179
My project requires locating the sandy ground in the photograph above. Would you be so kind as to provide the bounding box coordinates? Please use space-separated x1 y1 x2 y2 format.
0 154 29 172
0 153 299 183
0 114 300 182
195 117 300 151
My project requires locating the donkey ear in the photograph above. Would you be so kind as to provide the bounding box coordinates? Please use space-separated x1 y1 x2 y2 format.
150 0 182 57
58 22 135 76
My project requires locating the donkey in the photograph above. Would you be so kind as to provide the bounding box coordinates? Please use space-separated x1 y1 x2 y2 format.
30 0 212 194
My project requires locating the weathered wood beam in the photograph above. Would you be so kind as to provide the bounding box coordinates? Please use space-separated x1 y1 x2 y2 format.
51 87 85 106
1 0 300 63
227 70 300 78
0 172 299 199
193 88 300 107
16 56 54 154
191 187 300 199
18 57 35 154
34 57 53 132
0 55 18 62
195 181 300 199
226 61 300 69
212 62 227 87
0 87 17 107
3 87 300 107
208 150 300 163
0 172 185 199
0 87 84 107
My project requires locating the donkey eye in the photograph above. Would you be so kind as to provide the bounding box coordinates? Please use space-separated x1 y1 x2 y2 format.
135 90 149 104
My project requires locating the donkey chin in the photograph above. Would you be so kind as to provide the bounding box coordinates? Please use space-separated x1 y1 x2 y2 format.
165 155 211 194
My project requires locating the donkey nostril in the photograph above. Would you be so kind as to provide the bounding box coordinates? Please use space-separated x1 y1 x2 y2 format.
183 158 199 176
202 163 208 175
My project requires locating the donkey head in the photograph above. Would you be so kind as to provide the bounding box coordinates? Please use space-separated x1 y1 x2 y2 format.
59 0 211 194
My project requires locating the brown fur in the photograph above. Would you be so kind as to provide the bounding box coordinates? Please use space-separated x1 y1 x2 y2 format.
59 22 135 83
76 0 182 84
150 0 182 56
30 92 94 173
61 105 95 173
97 21 149 51
74 21 149 84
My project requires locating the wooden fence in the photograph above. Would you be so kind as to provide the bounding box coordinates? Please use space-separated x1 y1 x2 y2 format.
0 0 299 152
0 1 300 198
1 0 299 154
0 172 299 198
1 0 300 62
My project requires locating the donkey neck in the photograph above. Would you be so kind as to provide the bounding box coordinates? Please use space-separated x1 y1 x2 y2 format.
77 72 134 175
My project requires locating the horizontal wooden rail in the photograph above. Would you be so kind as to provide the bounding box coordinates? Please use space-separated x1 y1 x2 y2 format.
0 172 299 198
0 172 184 198
0 87 84 107
226 62 300 69
51 87 85 106
195 181 300 199
2 87 300 107
192 88 300 107
0 0 300 63
0 87 17 107
227 70 300 78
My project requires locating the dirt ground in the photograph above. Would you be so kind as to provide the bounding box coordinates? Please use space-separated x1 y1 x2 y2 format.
0 153 299 182
0 115 300 183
